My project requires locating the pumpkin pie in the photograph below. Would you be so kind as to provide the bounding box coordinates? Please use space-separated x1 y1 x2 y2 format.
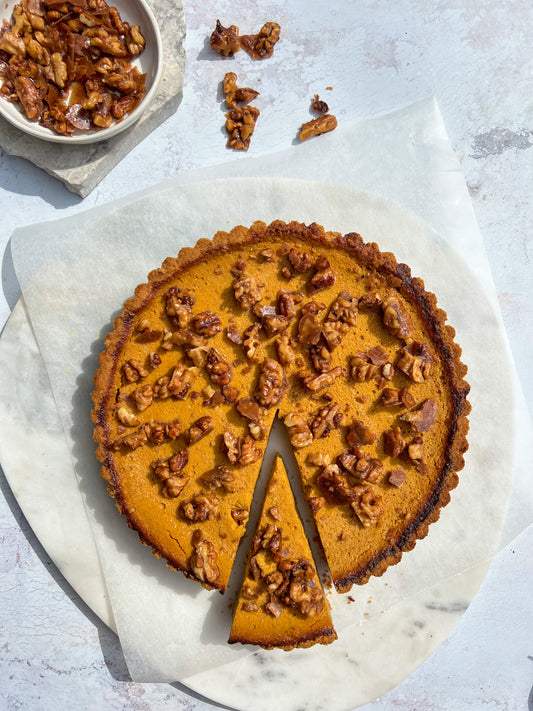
228 455 336 649
92 220 470 597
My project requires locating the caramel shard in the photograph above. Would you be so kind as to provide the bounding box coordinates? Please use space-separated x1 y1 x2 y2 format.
299 115 337 142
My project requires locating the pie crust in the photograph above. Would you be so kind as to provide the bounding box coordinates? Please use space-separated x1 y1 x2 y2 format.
92 220 470 597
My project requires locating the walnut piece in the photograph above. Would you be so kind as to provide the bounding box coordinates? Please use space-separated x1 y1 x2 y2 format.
299 114 337 142
382 295 414 339
210 20 241 56
396 342 434 382
131 384 153 412
222 430 241 464
182 493 220 522
287 248 313 274
400 399 438 432
307 256 336 295
239 22 281 59
284 412 313 448
231 507 249 525
297 313 323 345
168 363 198 399
255 358 286 408
122 359 148 383
242 322 261 362
116 406 140 427
225 105 260 151
223 71 259 109
275 332 296 366
192 311 222 337
238 435 262 465
233 273 263 308
350 486 382 528
201 465 238 493
310 402 343 438
300 366 344 392
383 426 406 458
345 419 376 447
164 286 195 328
388 469 407 487
327 291 358 326
205 348 232 387
190 530 220 585
187 416 214 444
380 387 416 408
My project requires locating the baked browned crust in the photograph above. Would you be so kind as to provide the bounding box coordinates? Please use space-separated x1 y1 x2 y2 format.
228 625 337 651
92 220 470 595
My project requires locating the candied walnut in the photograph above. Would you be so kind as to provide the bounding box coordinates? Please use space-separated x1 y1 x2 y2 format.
380 387 415 408
231 507 249 525
317 463 352 504
165 286 195 328
337 449 382 483
112 427 147 451
205 348 232 387
238 435 262 466
210 19 241 57
223 430 241 464
407 434 428 473
131 384 153 411
201 465 238 493
187 416 214 444
309 339 332 373
284 562 324 617
265 601 282 618
122 359 149 383
351 487 382 528
187 346 208 368
396 342 434 383
153 376 170 399
149 352 162 369
144 419 181 444
298 313 323 345
182 493 220 522
301 301 326 316
307 256 336 295
116 406 140 427
278 289 303 318
305 452 331 467
233 273 263 308
269 506 282 521
135 320 162 343
366 346 389 366
299 114 337 142
310 402 343 439
364 458 384 484
261 312 290 338
322 320 349 349
349 353 378 382
190 530 220 585
309 496 325 514
284 412 313 448
222 385 240 403
242 601 258 613
226 323 242 344
152 450 190 482
255 358 286 408
240 21 281 59
223 71 259 109
225 105 260 151
382 295 414 339
260 248 275 261
300 366 344 392
192 311 222 337
236 397 260 422
312 94 329 114
383 426 406 458
288 248 313 274
346 419 376 447
400 399 438 432
327 291 358 326
254 523 282 559
275 332 296 367
388 469 407 488
168 363 198 399
382 362 395 380
161 475 188 499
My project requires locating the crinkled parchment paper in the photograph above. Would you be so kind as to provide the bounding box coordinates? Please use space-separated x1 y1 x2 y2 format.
8 98 533 682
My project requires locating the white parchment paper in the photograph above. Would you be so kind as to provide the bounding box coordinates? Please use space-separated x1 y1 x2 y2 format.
10 98 533 681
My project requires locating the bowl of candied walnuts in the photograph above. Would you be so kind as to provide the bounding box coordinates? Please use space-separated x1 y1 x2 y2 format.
0 0 163 143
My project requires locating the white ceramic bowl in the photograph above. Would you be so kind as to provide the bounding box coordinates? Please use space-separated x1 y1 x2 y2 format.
0 0 162 144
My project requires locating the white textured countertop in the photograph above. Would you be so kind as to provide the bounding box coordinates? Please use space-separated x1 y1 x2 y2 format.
1 1 532 710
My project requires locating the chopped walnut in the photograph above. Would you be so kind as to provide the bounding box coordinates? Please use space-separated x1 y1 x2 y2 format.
168 363 198 399
223 430 241 464
163 475 191 499
287 248 313 274
298 313 323 345
231 507 249 525
407 434 428 473
192 311 222 337
275 332 296 367
309 340 332 373
337 449 382 483
269 506 282 521
310 402 343 438
144 419 181 444
225 105 260 151
317 463 353 504
182 493 220 522
382 295 414 339
135 321 162 343
278 289 303 318
327 291 358 326
299 114 337 142
153 376 170 399
201 465 238 493
242 322 261 362
396 342 434 383
112 428 147 451
262 312 290 338
300 366 344 392
322 320 349 349
255 358 286 408
346 419 376 447
284 412 313 448
152 450 189 482
240 21 281 59
210 19 241 57
236 397 260 422
260 248 275 262
400 399 438 432
226 323 242 344
122 359 149 383
116 406 140 427
242 601 258 613
238 435 262 465
149 352 162 369
190 530 220 585
131 384 153 412
380 387 416 408
223 71 259 109
305 452 332 467
349 353 378 382
233 273 263 308
351 486 382 528
366 346 389 366
388 469 407 487
307 256 336 295
187 416 214 444
205 348 232 387
309 496 325 514
165 286 195 329
265 601 282 617
383 426 406 458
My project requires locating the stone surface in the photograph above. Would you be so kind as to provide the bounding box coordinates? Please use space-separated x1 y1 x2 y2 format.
0 1 532 710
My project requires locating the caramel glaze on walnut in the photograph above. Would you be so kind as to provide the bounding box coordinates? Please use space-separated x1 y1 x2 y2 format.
92 220 470 595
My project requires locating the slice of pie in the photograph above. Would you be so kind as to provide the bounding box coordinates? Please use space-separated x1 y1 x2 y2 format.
92 220 470 597
228 455 336 649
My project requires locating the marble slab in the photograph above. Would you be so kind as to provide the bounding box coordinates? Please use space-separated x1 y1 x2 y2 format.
0 0 185 196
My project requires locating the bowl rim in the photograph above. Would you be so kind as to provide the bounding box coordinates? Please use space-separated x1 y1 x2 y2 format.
0 0 163 145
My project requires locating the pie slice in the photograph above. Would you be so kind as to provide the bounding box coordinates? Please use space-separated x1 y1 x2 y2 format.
228 454 336 649
92 220 470 597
